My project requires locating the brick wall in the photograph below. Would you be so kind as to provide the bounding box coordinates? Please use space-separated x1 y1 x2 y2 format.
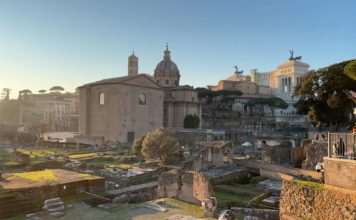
324 157 356 190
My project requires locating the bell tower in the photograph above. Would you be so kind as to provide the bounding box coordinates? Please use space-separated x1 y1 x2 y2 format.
128 51 138 76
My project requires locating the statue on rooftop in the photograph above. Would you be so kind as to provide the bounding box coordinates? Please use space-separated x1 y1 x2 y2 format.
289 50 302 61
289 49 295 61
234 66 243 74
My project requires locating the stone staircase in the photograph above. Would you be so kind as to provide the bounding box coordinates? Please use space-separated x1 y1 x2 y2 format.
42 198 65 217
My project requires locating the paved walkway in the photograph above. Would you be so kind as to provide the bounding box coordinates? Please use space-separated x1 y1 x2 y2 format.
235 159 322 180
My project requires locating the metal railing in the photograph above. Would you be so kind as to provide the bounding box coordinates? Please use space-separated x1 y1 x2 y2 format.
328 133 356 160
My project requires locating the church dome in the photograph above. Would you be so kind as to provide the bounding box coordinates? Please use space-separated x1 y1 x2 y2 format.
155 59 179 74
154 45 181 87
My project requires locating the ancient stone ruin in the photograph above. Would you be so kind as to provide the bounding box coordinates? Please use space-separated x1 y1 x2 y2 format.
261 141 292 164
157 169 214 205
183 141 233 171
302 141 327 170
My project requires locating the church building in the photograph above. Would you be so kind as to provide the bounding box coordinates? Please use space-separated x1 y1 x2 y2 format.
78 46 201 143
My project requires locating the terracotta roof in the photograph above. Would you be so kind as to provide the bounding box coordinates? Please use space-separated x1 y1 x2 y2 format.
78 74 159 88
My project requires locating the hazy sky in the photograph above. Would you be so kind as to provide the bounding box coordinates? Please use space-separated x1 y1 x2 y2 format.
0 0 355 98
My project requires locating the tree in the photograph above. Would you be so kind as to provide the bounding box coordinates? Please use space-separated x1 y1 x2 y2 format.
131 133 147 156
1 88 11 100
18 89 32 100
38 90 47 94
247 97 288 116
134 127 180 163
29 123 48 140
345 60 356 80
294 60 356 128
184 114 200 128
49 86 65 93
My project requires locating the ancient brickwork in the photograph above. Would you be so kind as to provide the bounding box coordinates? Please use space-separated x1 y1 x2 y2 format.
324 157 356 190
280 180 356 220
183 141 232 171
261 141 292 164
157 169 214 205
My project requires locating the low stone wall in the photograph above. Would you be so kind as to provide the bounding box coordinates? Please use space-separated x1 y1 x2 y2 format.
324 157 356 190
0 178 105 218
231 207 279 220
280 180 356 220
101 167 167 188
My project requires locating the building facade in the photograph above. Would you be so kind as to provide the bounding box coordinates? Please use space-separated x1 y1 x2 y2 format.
78 74 164 143
78 47 201 143
153 46 201 128
208 69 271 97
24 92 79 132
251 54 310 125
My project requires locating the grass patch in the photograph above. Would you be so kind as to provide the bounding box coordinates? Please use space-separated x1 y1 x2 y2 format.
214 184 263 197
16 149 58 158
6 170 57 182
214 191 254 207
69 153 98 160
79 173 99 180
85 157 135 169
107 163 133 169
293 180 324 191
2 161 22 166
213 183 268 208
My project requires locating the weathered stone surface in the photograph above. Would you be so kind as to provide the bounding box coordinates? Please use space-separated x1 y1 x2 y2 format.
179 172 200 205
324 157 356 190
192 172 214 202
300 139 312 148
179 171 214 205
261 141 292 164
232 207 279 220
157 169 182 198
112 194 129 204
157 169 214 205
183 141 232 171
302 142 327 170
280 180 356 220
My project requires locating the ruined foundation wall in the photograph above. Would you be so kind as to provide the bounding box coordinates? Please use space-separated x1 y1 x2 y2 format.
157 169 213 205
280 180 356 220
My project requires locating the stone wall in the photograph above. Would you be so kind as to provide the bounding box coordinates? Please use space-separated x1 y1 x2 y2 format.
0 178 105 218
261 141 292 164
324 157 356 190
302 141 327 170
157 169 213 205
11 150 30 164
280 180 356 220
183 141 232 171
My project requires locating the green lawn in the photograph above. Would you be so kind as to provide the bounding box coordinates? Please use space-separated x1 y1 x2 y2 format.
213 183 267 208
68 153 98 160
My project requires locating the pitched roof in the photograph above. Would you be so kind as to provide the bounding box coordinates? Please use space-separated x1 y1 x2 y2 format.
78 74 160 89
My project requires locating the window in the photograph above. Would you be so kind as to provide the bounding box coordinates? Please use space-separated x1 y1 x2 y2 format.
165 79 169 85
99 93 105 105
175 80 178 86
157 80 160 84
127 132 135 143
139 93 146 105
